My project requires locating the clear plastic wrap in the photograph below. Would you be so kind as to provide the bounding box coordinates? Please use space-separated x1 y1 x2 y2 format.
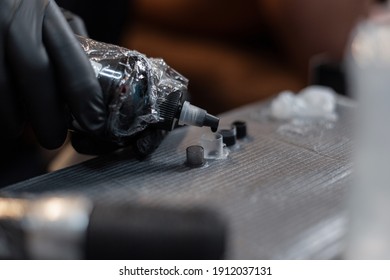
270 86 337 121
78 37 189 143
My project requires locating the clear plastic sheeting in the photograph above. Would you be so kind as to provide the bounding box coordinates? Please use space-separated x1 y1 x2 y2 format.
2 99 355 259
267 86 339 146
78 37 189 143
270 86 337 121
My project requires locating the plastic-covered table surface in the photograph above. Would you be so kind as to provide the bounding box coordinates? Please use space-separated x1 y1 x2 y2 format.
2 98 354 259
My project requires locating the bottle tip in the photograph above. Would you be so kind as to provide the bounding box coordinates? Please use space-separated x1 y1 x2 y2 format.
204 113 220 132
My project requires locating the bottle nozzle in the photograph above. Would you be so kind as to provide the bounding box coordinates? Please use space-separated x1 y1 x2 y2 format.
178 101 220 132
203 113 219 132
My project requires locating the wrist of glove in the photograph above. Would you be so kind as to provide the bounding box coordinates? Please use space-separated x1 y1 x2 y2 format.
0 0 106 149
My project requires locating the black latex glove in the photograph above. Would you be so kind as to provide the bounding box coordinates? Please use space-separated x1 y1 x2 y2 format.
0 0 107 149
71 128 167 158
61 8 89 37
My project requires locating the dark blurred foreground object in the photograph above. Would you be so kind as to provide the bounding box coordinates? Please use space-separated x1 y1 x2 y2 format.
0 196 226 259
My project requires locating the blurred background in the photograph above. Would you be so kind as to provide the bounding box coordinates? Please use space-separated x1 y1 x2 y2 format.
57 0 380 114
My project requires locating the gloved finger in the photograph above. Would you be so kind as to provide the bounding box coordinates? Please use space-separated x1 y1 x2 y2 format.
0 72 25 138
6 0 67 149
0 60 24 138
60 8 89 37
71 132 123 155
43 2 107 135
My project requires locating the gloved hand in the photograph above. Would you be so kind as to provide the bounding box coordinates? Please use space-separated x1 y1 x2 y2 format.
0 0 107 149
61 8 89 37
71 128 167 158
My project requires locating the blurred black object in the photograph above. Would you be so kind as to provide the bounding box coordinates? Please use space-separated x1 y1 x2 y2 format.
0 196 227 260
310 59 348 96
86 203 227 260
56 0 130 44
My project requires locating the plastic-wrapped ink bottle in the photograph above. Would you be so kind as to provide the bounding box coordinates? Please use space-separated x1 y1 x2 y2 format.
76 37 219 146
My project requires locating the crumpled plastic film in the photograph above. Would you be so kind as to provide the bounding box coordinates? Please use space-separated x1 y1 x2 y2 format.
270 86 337 121
78 37 189 143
